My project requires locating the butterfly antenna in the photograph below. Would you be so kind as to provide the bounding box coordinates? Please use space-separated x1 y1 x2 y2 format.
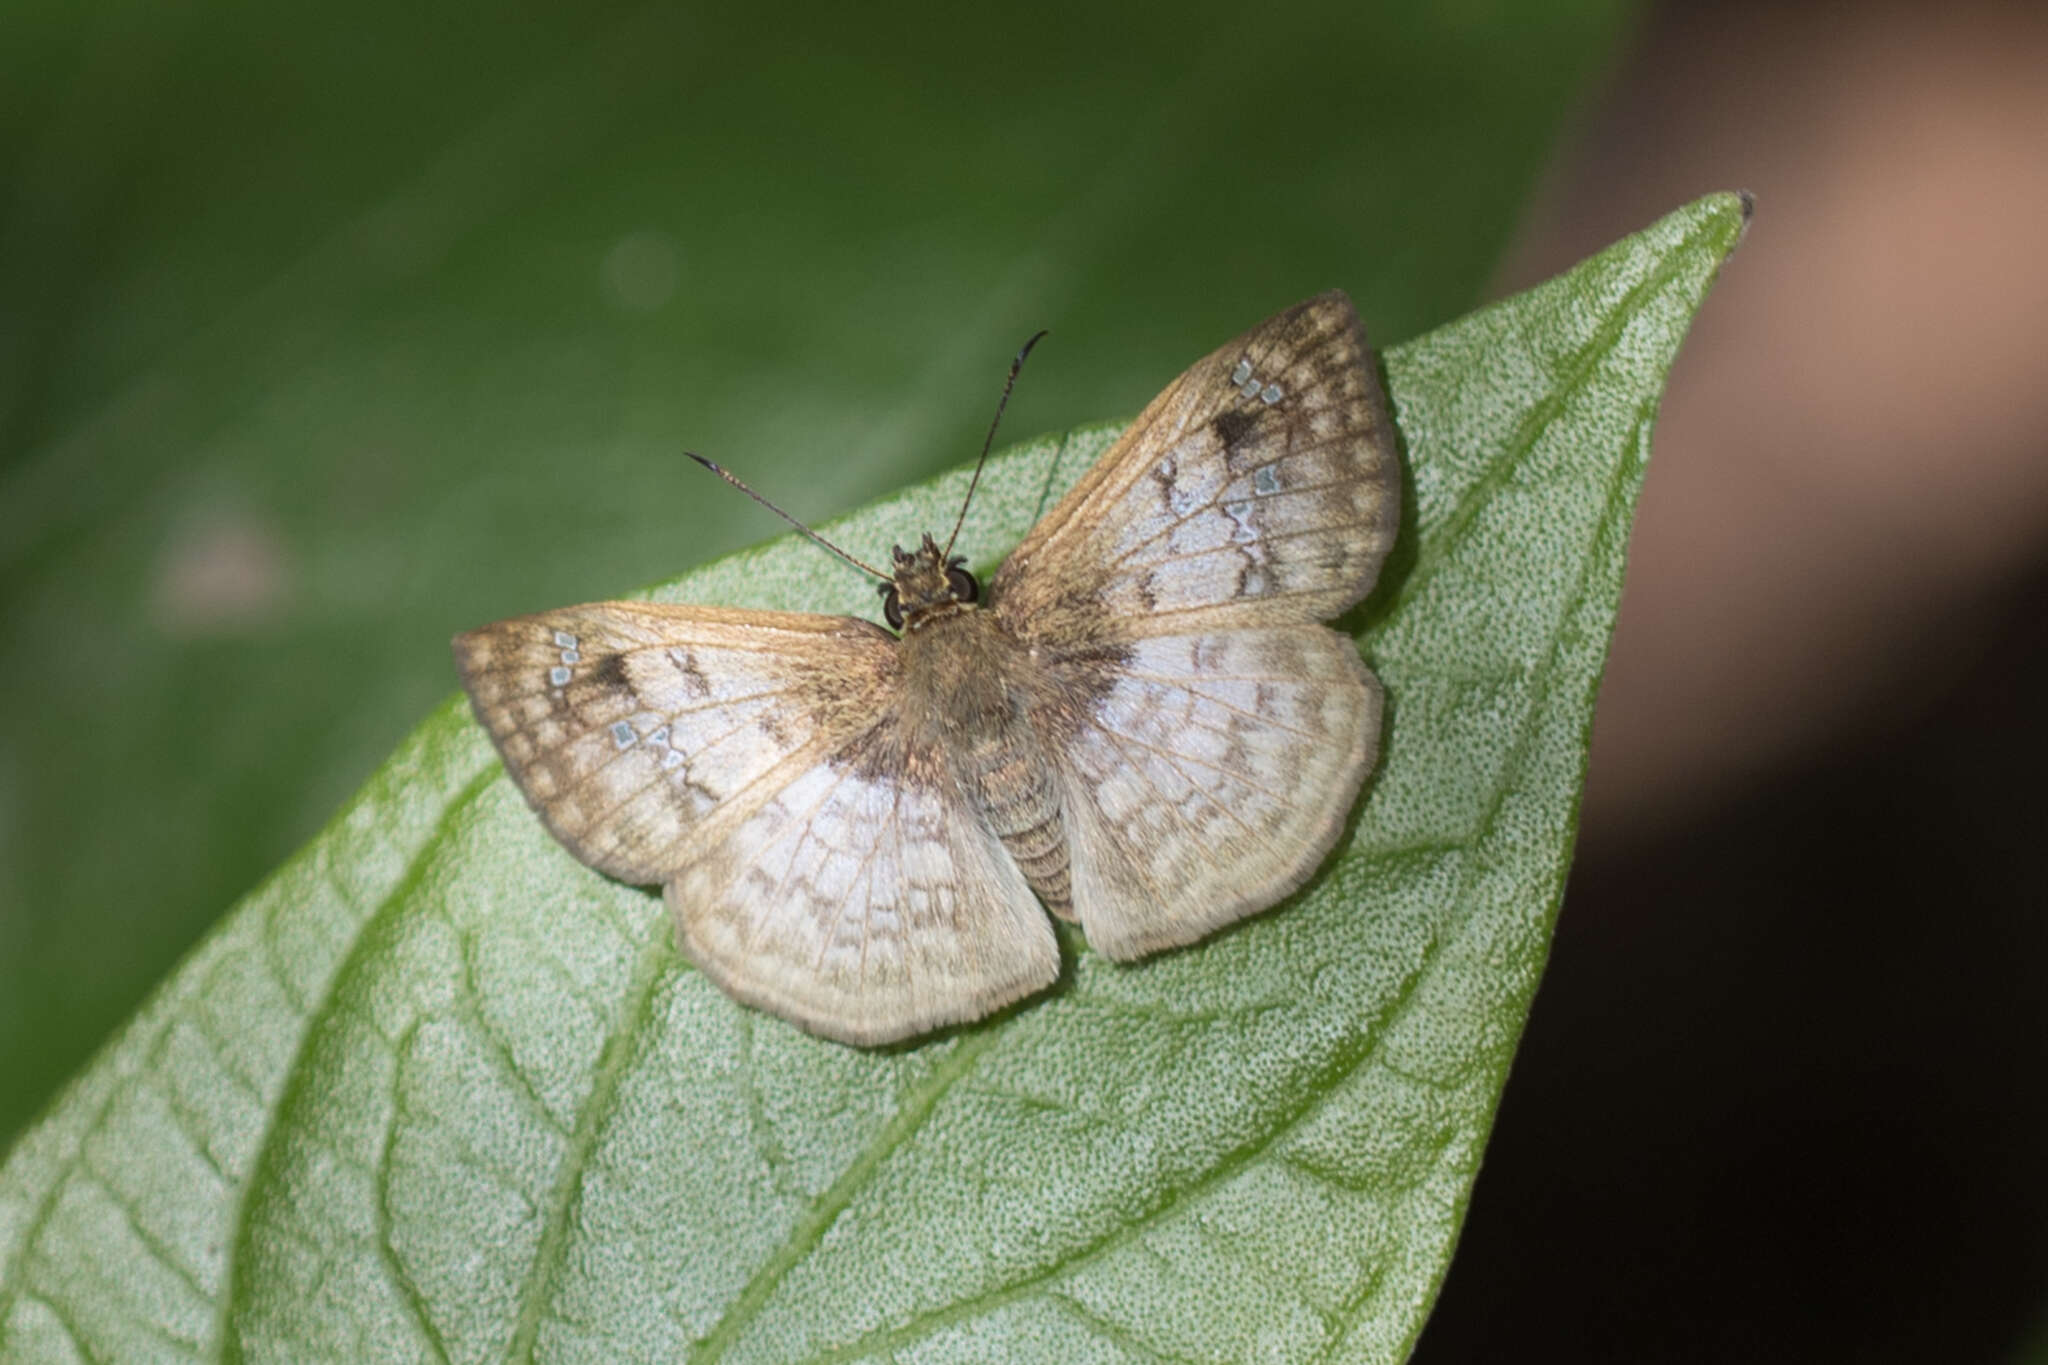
943 328 1049 560
685 452 891 581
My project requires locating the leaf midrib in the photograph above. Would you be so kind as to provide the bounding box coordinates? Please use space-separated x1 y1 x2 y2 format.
726 239 1705 1364
507 927 676 1361
689 1030 1003 1362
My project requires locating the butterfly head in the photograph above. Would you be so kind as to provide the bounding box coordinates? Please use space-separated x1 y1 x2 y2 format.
879 532 980 632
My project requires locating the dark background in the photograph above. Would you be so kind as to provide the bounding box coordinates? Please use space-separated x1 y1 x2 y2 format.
4 0 2045 1358
1420 4 2048 1359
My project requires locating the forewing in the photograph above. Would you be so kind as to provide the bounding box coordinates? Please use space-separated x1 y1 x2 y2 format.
1054 625 1380 960
994 290 1399 642
671 747 1059 1046
453 602 894 885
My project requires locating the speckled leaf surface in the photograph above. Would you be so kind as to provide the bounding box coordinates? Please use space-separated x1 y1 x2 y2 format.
0 195 1748 1363
0 0 1636 1144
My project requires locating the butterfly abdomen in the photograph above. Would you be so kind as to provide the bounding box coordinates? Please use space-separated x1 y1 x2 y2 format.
963 738 1074 921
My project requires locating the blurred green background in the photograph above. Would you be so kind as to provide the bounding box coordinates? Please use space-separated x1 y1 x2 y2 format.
0 1 1629 1150
13 1 2048 1359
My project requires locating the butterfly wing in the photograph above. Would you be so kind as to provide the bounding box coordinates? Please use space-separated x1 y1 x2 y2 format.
1049 625 1379 959
993 291 1398 957
455 603 1058 1043
669 740 1058 1046
455 602 881 885
993 289 1399 639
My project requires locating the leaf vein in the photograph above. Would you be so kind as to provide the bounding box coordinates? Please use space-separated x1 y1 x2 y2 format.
506 928 674 1362
211 761 501 1359
689 1031 1002 1362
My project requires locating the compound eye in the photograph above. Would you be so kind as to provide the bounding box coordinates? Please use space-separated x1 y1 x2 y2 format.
882 587 904 630
945 564 980 604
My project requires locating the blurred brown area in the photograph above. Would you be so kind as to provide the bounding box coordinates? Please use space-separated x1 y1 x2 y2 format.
1417 1 2048 1360
1518 0 2048 843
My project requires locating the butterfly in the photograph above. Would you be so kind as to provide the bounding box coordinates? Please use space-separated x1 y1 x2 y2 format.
454 291 1400 1044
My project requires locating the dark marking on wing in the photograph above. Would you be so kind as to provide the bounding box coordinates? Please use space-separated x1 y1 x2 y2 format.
1212 406 1258 450
663 646 713 700
1146 453 1179 500
589 653 629 691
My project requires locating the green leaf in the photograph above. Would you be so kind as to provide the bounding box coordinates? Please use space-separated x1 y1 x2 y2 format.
0 194 1748 1363
0 0 1635 1144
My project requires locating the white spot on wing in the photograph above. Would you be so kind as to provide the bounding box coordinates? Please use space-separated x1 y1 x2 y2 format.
1223 500 1258 542
611 720 637 749
550 665 572 686
1230 357 1286 406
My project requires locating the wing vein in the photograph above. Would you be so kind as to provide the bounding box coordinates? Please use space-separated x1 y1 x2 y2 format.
488 677 807 710
1110 521 1374 583
1090 718 1296 819
1102 473 1371 570
747 765 860 956
1084 727 1237 883
1120 669 1334 686
1109 586 1356 630
558 691 789 831
1114 677 1324 744
1112 729 1279 855
858 785 904 982
812 782 897 974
